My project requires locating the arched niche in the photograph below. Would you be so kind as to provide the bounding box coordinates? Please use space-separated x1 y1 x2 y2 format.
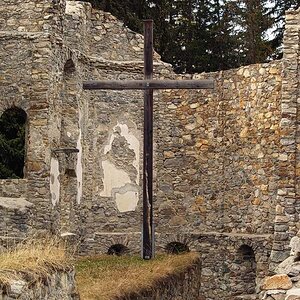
0 107 27 179
61 58 78 146
233 244 257 295
107 244 130 256
165 241 190 254
64 59 76 76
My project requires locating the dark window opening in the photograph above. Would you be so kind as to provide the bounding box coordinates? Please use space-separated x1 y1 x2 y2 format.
64 59 76 75
107 244 130 256
237 244 256 262
0 108 27 179
233 244 256 295
165 241 190 254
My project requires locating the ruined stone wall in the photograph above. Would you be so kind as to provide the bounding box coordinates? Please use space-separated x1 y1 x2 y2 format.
0 0 65 34
196 233 271 299
270 8 300 268
0 269 78 300
0 31 51 236
155 62 282 236
1 2 300 298
0 1 85 239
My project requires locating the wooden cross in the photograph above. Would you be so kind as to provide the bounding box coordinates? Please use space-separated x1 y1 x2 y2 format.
83 20 214 259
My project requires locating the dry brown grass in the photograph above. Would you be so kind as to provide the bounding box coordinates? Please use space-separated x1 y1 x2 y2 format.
75 252 199 300
0 237 69 284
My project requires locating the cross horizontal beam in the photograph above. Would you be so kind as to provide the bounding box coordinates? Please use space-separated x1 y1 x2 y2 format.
83 79 214 90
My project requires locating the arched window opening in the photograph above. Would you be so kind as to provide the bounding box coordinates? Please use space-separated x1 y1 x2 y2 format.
64 59 76 76
0 107 27 179
165 241 190 254
237 245 255 261
107 244 130 256
233 245 256 295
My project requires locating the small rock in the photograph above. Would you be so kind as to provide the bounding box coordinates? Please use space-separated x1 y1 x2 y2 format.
168 104 177 109
240 127 248 138
202 268 213 276
287 288 300 297
190 103 199 109
285 295 300 300
288 263 300 277
261 274 293 290
290 275 300 283
276 256 296 274
169 216 187 226
9 280 26 297
290 237 300 256
278 154 288 161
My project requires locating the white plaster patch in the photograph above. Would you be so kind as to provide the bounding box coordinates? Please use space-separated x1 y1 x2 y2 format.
115 190 139 212
50 157 60 206
100 121 140 213
100 122 140 212
76 109 83 204
104 122 140 183
100 160 131 197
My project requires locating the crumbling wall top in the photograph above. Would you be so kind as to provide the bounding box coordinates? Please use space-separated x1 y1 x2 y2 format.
0 0 65 33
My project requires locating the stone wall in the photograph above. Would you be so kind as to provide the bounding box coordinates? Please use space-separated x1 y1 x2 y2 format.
259 236 300 300
155 62 282 235
196 233 271 299
0 0 65 34
0 269 78 300
270 8 300 268
1 1 300 299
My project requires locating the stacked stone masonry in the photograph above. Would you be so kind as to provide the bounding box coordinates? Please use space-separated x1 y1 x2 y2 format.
0 1 300 299
0 269 78 300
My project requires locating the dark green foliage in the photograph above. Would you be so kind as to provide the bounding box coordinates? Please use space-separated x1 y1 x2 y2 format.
268 0 300 59
82 0 149 33
233 0 273 65
0 108 26 179
82 0 299 72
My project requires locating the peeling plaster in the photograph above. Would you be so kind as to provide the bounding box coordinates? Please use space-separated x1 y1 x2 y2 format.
104 122 140 183
100 160 131 196
112 183 139 212
100 121 140 212
50 157 60 206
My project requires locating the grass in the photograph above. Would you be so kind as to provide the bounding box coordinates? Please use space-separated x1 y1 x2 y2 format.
75 252 199 300
0 239 199 299
0 237 69 285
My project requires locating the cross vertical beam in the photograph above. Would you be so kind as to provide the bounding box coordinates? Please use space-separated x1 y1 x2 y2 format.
143 20 154 259
82 20 214 261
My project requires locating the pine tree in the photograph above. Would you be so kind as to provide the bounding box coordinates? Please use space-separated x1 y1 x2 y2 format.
200 0 242 71
83 0 299 72
268 0 300 59
82 0 149 33
232 0 273 65
0 108 26 179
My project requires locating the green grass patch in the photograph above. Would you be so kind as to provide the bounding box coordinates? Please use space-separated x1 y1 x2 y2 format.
75 253 199 300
